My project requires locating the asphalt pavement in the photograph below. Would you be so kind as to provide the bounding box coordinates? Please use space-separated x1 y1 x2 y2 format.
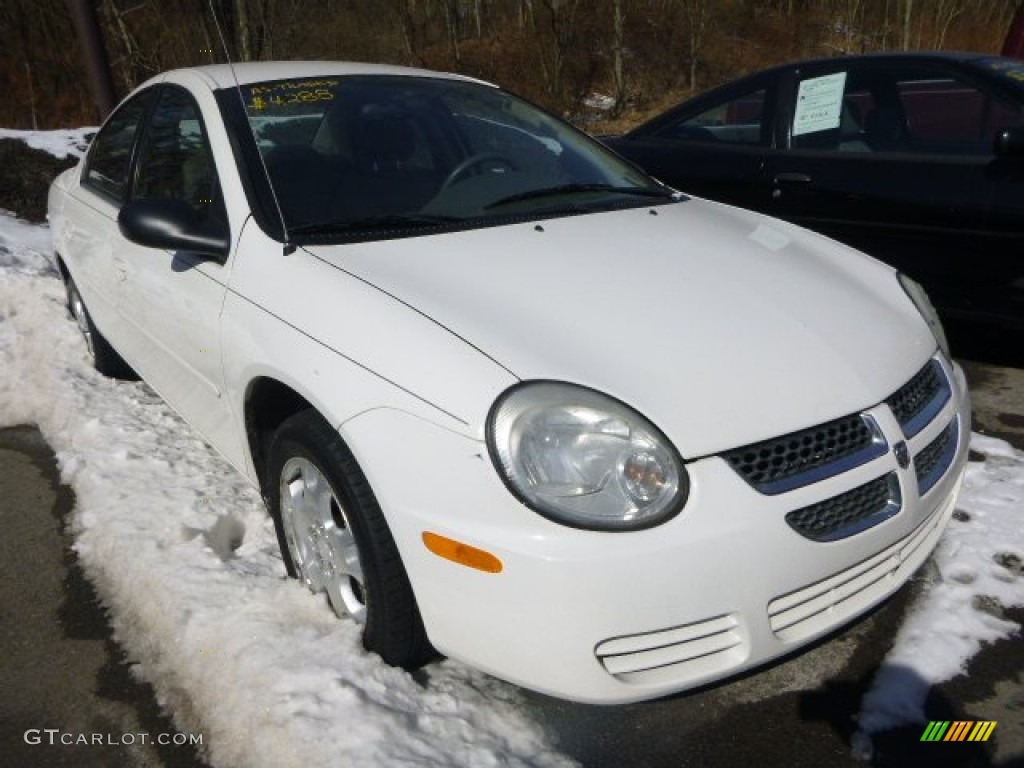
0 425 209 768
0 360 1021 768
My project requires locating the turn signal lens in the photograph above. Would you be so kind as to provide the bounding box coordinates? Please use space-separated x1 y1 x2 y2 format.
423 532 503 573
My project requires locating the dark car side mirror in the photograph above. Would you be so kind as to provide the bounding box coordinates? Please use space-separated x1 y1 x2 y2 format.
118 198 230 262
994 125 1024 158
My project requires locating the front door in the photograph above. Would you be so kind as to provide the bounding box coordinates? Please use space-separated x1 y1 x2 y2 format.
113 84 237 451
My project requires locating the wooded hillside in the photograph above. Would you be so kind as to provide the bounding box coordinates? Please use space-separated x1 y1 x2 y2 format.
1 0 1018 131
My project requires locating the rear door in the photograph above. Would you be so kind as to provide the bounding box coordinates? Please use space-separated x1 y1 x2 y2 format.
764 59 1022 319
62 90 155 344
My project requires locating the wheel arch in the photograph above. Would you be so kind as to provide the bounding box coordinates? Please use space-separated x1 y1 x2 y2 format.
243 376 317 493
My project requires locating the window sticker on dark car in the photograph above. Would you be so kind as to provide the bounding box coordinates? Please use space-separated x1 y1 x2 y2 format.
793 72 848 136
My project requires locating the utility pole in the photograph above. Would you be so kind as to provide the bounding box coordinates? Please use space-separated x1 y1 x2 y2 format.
67 0 118 120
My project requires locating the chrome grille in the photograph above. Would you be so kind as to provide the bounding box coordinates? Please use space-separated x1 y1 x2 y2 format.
723 414 885 495
785 473 901 542
915 419 959 495
886 359 950 437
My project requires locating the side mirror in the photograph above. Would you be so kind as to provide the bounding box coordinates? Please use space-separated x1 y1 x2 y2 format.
994 125 1024 158
118 198 230 261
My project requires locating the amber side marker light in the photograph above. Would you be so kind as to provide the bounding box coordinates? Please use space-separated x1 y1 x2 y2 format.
422 532 503 573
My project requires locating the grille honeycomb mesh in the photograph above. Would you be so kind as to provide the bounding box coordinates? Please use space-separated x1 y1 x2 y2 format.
915 421 956 494
723 414 874 492
785 474 897 541
886 360 942 429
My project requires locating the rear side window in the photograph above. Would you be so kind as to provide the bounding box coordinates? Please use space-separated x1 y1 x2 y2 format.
897 77 1023 154
83 91 153 202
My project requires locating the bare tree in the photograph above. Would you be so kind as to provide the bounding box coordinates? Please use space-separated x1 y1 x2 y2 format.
440 0 461 65
900 0 913 50
533 0 581 98
474 0 484 37
680 0 712 92
612 0 626 113
933 0 963 49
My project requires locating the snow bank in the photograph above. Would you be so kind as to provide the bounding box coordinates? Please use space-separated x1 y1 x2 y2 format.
0 127 96 159
0 212 573 768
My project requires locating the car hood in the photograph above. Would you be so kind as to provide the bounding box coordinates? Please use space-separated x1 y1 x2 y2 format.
308 200 936 457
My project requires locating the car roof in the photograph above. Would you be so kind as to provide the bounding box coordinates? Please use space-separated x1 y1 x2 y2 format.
148 60 493 91
729 50 999 82
767 50 995 73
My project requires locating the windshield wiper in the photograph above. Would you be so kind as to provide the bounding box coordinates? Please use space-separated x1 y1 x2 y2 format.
288 213 462 236
485 183 676 210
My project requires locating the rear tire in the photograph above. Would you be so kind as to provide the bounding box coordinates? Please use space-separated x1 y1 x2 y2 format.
64 274 137 380
266 409 434 668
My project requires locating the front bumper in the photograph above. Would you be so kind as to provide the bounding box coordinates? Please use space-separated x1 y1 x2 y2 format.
342 357 970 704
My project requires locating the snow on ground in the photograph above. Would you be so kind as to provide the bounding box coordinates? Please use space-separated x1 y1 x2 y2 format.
0 209 573 767
0 209 54 272
856 433 1024 743
0 127 95 159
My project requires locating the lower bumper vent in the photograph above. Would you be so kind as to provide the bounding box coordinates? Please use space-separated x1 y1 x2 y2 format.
596 614 744 685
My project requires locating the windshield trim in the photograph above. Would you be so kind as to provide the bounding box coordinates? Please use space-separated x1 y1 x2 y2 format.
288 197 685 246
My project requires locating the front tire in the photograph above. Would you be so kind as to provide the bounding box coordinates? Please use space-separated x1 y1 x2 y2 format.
266 409 434 668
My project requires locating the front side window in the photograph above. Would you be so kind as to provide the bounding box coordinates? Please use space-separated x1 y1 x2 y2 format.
134 86 224 225
83 91 153 202
226 75 674 241
654 88 768 146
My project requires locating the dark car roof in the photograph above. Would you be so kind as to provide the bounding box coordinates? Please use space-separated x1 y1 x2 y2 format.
720 50 994 81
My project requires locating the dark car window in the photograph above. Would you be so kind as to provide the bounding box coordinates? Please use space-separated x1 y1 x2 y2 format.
791 65 1024 155
896 76 1023 154
134 86 225 225
653 88 768 146
83 91 153 203
791 71 876 152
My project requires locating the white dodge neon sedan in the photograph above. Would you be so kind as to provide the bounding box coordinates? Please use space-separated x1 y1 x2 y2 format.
49 62 969 704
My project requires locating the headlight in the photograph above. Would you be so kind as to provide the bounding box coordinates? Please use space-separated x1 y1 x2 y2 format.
487 382 688 531
897 274 950 358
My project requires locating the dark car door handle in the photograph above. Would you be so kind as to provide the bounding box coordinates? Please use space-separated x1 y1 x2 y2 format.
773 172 812 185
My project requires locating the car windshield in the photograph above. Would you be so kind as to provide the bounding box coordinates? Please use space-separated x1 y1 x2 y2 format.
228 75 675 241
